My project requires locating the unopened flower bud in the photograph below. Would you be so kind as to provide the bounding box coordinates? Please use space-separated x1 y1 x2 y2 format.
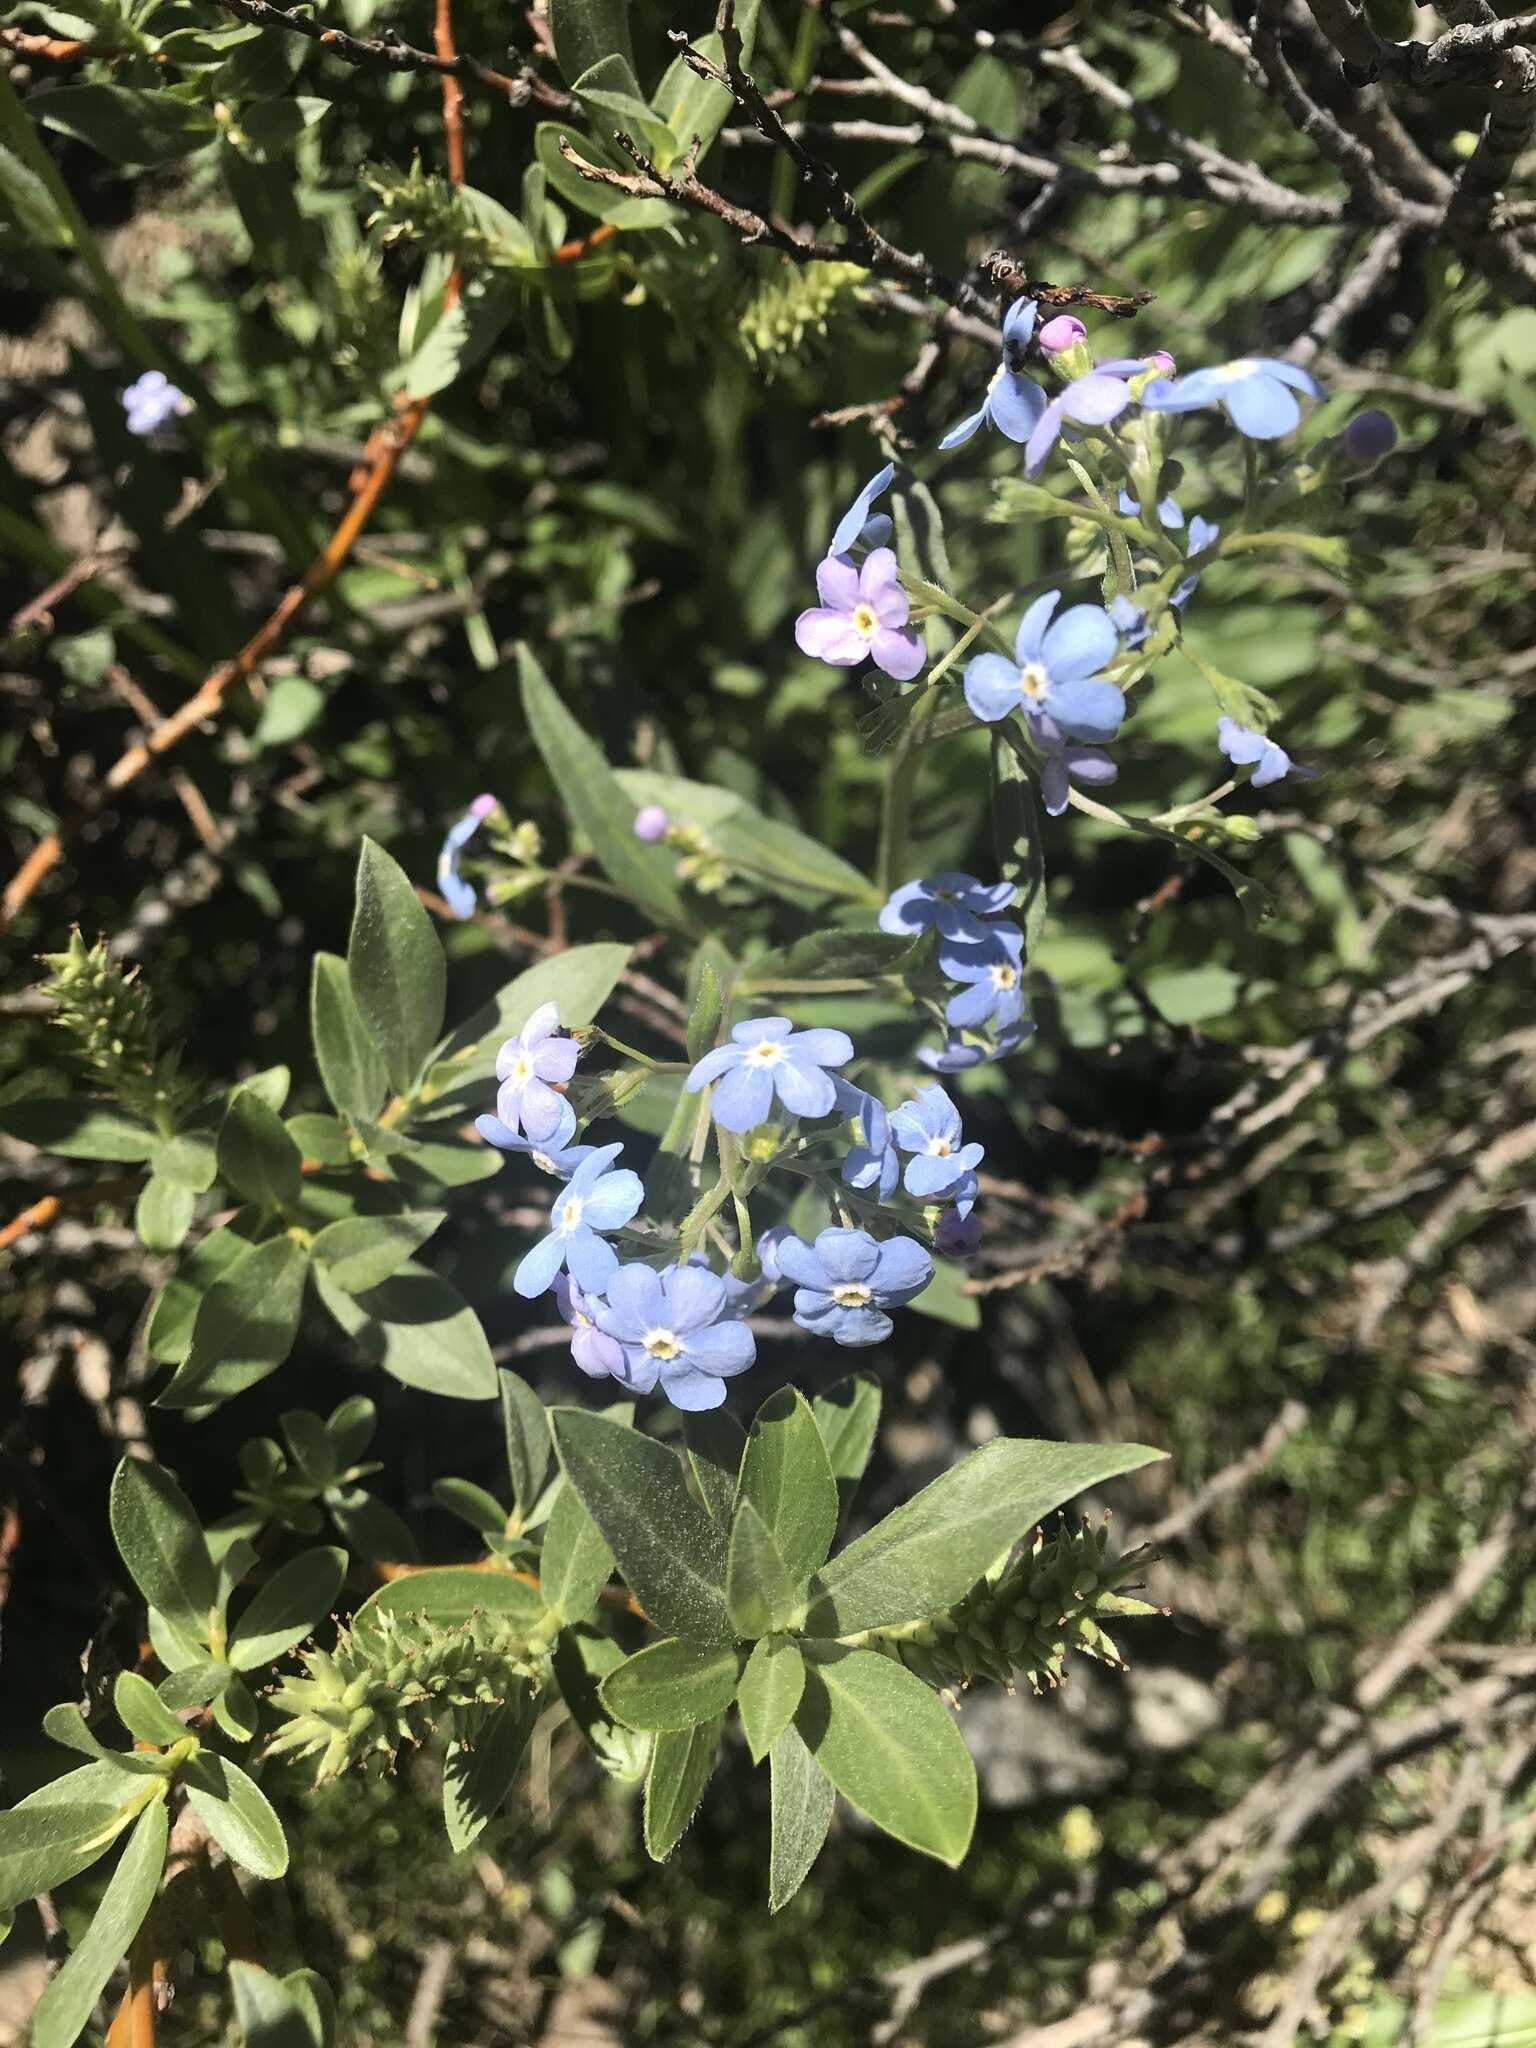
1037 314 1087 356
470 792 499 821
1341 408 1396 467
935 1210 982 1260
633 805 669 843
1146 350 1176 375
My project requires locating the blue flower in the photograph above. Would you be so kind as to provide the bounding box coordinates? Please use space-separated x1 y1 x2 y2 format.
829 462 895 555
1172 514 1220 614
513 1142 644 1299
940 925 1028 1031
920 1018 1036 1073
778 1226 933 1347
553 1274 627 1381
879 871 1016 946
593 1261 756 1410
1217 718 1315 790
1143 357 1323 439
1108 594 1151 651
889 1086 985 1198
794 548 925 682
436 793 499 919
832 1076 899 1200
1117 487 1184 530
686 1017 854 1133
494 1001 580 1144
122 370 190 435
473 1109 592 1175
939 298 1047 450
964 590 1124 743
1026 709 1118 819
1025 358 1154 478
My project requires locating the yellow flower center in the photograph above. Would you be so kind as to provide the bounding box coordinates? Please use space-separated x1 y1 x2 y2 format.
928 1137 953 1157
992 965 1018 991
748 1039 786 1067
560 1196 584 1233
643 1328 682 1361
852 604 878 638
1019 662 1049 700
832 1283 872 1309
509 1053 533 1083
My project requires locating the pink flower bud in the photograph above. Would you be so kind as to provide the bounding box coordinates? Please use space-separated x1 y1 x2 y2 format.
633 806 670 843
470 792 498 820
1038 315 1088 357
1146 350 1176 375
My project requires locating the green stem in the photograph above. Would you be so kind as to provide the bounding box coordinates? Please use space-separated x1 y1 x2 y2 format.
876 688 939 900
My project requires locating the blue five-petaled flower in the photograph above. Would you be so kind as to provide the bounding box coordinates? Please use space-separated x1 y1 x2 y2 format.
593 1262 757 1410
513 1142 644 1299
964 590 1124 744
123 369 191 435
493 1001 580 1145
890 1086 985 1199
1143 357 1323 439
779 1227 934 1347
939 924 1028 1031
833 1076 900 1200
939 298 1046 450
829 462 896 556
879 871 1016 946
687 1017 854 1132
1218 718 1315 789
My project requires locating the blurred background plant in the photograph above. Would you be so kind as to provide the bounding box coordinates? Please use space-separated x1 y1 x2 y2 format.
2 0 1535 2042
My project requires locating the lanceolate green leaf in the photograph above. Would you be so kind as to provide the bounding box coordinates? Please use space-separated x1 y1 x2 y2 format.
159 1234 309 1409
145 1214 262 1366
443 1687 540 1852
551 1628 651 1783
228 1962 322 2048
548 0 634 85
725 1499 800 1640
767 1723 835 1913
551 1409 733 1646
600 1639 743 1733
518 646 685 927
0 1764 150 1912
738 1389 839 1587
228 1547 346 1669
0 1097 156 1162
28 1797 167 2048
804 1438 1164 1637
347 837 446 1094
313 1260 497 1401
796 1649 975 1866
682 1409 746 1526
811 1374 881 1520
309 1210 446 1293
183 1752 288 1878
113 1671 187 1748
499 1368 551 1525
539 1481 616 1626
109 1457 216 1638
311 952 388 1125
643 1718 721 1863
737 1637 805 1766
218 1087 303 1208
353 1565 546 1637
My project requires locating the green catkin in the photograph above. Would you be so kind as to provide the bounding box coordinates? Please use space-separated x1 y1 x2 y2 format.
737 260 866 375
41 929 185 1125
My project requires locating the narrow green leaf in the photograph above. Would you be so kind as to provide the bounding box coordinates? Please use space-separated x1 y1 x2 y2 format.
549 0 634 85
0 1097 155 1162
326 1396 376 1468
310 952 388 1125
309 1209 446 1293
768 1722 834 1912
351 1565 546 1639
280 1970 335 2048
313 1260 496 1401
42 1705 160 1775
156 1662 232 1710
431 1477 507 1539
109 1458 216 1638
600 1639 743 1732
499 1369 551 1523
551 1628 651 1783
992 728 1048 959
347 837 447 1094
539 1481 615 1626
113 1672 186 1748
518 646 685 927
0 1763 146 1911
158 1235 309 1409
726 1498 800 1639
682 1409 745 1525
737 1637 805 1766
804 1438 1165 1637
738 1388 839 1586
280 1410 334 1484
228 1548 346 1670
551 1409 732 1646
685 961 723 1066
145 1215 263 1366
796 1649 975 1865
443 1687 539 1852
135 1173 196 1253
38 82 215 163
229 1960 320 2048
643 1718 720 1862
150 1131 218 1191
29 1798 167 2048
811 1374 881 1520
218 1090 302 1208
183 1752 288 1878
213 1676 260 1744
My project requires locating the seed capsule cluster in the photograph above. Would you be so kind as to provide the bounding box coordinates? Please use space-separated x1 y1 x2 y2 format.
41 928 181 1121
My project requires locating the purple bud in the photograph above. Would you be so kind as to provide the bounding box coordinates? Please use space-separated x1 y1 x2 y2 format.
1038 315 1087 357
935 1210 982 1260
470 792 498 820
1146 350 1176 376
633 805 669 843
1342 409 1396 466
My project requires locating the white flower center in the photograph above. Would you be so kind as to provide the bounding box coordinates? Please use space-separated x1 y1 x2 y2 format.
1212 360 1256 384
991 964 1018 991
532 1150 558 1174
852 603 878 638
559 1195 584 1233
643 1327 682 1361
509 1053 533 1084
831 1283 872 1309
1019 662 1050 701
747 1039 786 1067
927 1136 953 1157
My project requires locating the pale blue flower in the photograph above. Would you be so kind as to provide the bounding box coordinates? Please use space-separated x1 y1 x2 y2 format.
1026 709 1117 819
686 1017 853 1133
833 1076 899 1201
795 548 925 681
1025 358 1152 478
829 462 895 555
964 590 1124 743
778 1227 933 1347
437 793 499 919
920 1018 1036 1073
889 1086 985 1199
879 872 1015 946
1172 514 1220 613
513 1143 643 1299
553 1274 626 1380
473 1110 592 1175
494 1001 580 1143
123 369 190 435
1117 487 1184 530
939 298 1046 450
593 1262 756 1410
941 924 1028 1031
1143 357 1323 438
1217 718 1315 789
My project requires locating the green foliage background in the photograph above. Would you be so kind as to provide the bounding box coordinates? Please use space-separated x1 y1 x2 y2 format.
2 0 1535 2041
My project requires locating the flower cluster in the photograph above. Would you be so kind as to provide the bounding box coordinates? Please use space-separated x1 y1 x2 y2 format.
880 872 1033 1070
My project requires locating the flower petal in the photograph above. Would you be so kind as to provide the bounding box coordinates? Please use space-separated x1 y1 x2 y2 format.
513 1230 568 1300
1041 756 1070 817
989 373 1048 442
1041 602 1119 683
878 880 929 936
1014 590 1060 667
796 609 868 664
938 404 987 450
871 626 926 682
964 653 1024 724
579 1168 644 1231
687 1042 742 1091
683 1320 756 1373
519 1079 574 1143
710 1061 776 1132
1060 372 1134 427
771 1058 837 1119
814 1227 880 1283
827 1305 893 1348
830 462 895 556
1250 357 1323 397
666 1262 726 1332
600 1262 666 1338
776 1236 832 1291
1046 674 1125 745
815 553 860 610
567 1230 619 1293
658 1363 729 1411
790 1028 854 1068
870 1236 934 1301
1223 374 1299 438
1023 398 1065 477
